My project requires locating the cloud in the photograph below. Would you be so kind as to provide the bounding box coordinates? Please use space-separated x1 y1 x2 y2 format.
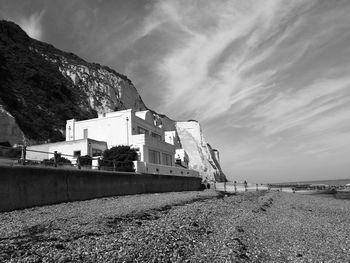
124 0 350 182
249 77 350 136
134 0 315 121
18 10 45 40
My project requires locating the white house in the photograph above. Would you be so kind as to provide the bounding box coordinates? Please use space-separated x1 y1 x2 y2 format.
66 109 198 177
66 109 175 165
27 109 199 177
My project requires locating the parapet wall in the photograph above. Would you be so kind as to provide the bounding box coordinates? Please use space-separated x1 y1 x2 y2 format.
0 166 202 212
133 161 200 177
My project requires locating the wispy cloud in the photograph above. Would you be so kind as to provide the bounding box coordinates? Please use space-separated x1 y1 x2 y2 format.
18 10 45 40
130 0 350 181
136 0 315 121
250 77 350 135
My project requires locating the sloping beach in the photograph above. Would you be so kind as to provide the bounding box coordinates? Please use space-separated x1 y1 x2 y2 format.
0 190 349 262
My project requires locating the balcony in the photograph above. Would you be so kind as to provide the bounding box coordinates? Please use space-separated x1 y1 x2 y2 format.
131 134 175 153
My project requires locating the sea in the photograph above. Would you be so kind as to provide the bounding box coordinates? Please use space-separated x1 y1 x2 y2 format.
279 178 350 186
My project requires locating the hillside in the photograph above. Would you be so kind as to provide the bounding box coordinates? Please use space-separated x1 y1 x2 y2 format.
0 20 226 181
0 21 97 142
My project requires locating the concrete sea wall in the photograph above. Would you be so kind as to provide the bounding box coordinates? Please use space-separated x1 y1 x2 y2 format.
335 190 350 199
0 165 202 212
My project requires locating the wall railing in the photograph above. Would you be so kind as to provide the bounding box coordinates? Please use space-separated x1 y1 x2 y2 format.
213 181 269 193
0 145 134 172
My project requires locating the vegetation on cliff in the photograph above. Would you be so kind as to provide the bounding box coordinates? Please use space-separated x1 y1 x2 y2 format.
0 20 97 142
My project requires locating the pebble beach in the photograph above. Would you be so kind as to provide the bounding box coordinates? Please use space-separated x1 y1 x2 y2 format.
0 190 349 262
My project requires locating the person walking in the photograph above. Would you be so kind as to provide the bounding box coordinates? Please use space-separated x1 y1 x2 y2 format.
244 180 248 192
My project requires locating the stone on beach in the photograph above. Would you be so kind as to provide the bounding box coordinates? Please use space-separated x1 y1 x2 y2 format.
0 190 349 262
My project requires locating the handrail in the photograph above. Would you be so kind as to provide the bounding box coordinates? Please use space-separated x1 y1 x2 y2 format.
0 144 136 171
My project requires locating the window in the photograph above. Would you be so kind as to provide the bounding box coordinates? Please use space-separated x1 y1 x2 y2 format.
83 129 88 139
68 126 72 139
73 150 81 157
149 150 160 164
92 148 102 157
162 153 172 166
137 126 149 135
151 132 162 141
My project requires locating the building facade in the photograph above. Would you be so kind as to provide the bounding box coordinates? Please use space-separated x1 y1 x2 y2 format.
66 109 177 167
26 109 199 177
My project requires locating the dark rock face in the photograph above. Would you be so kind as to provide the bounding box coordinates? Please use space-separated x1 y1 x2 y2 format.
0 20 96 142
0 21 30 45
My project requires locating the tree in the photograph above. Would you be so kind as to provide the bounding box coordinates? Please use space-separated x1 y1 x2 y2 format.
101 146 137 172
43 155 71 166
78 155 92 166
54 155 71 164
0 146 21 158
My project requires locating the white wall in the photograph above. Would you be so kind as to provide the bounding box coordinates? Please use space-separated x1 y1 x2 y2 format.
165 131 175 145
27 139 107 163
67 110 132 148
175 149 189 168
27 140 87 162
133 161 200 177
66 119 76 141
132 113 165 139
164 131 182 149
131 134 175 165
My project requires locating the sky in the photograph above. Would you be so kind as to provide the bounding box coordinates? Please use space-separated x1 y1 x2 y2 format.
1 0 350 183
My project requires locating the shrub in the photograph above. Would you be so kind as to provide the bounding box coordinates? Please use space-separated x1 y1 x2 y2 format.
0 147 21 158
42 155 71 166
78 155 92 166
55 156 71 164
101 146 137 172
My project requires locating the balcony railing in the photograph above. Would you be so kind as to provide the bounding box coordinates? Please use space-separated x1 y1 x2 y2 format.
131 134 175 152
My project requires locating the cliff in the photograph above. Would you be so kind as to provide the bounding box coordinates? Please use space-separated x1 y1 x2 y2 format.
0 20 226 181
0 105 26 145
176 121 226 181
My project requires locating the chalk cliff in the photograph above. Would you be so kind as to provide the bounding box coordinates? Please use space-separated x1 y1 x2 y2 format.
0 20 226 181
176 121 226 181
